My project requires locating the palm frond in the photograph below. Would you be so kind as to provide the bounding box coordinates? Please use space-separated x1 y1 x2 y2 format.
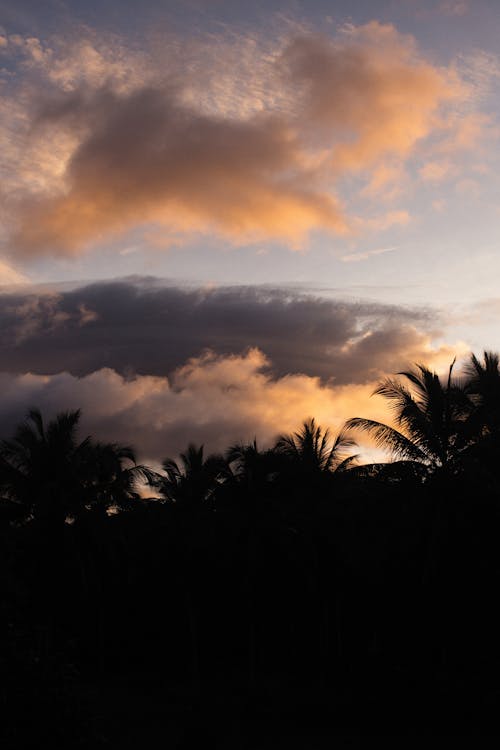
345 417 429 462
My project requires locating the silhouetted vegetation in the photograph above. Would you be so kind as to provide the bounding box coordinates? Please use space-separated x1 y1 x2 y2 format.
2 352 500 746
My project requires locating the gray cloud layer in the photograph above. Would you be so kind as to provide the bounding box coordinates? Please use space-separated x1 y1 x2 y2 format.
0 278 444 385
0 279 466 460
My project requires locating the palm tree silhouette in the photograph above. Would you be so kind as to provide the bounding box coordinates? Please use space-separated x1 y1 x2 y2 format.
455 351 500 481
84 441 158 515
464 351 500 435
0 408 91 525
345 361 472 478
225 439 284 688
154 443 227 689
275 418 357 477
226 439 281 494
156 443 226 508
0 409 157 523
0 409 97 665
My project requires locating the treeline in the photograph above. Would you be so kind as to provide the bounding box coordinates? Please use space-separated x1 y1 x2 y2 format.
2 352 500 744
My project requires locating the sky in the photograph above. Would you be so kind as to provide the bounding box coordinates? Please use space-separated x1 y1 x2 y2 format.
0 0 499 465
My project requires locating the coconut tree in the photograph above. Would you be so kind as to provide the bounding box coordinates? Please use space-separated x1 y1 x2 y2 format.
0 408 91 525
0 408 95 664
83 441 158 516
273 418 357 679
457 351 500 481
345 361 473 479
224 439 287 686
225 439 282 494
344 359 481 652
155 443 227 508
0 409 157 523
464 351 500 435
154 443 227 686
274 418 357 477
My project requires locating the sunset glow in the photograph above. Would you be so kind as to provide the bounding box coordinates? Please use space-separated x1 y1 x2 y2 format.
1 0 499 461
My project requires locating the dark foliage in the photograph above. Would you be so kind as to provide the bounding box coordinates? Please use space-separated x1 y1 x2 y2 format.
2 351 500 746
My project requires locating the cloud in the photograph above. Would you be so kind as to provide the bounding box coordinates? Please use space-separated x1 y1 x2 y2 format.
0 258 29 285
455 177 481 197
9 87 346 255
0 346 464 464
0 21 477 256
282 22 462 169
354 210 411 232
0 279 465 386
340 246 398 263
438 0 469 16
419 161 453 182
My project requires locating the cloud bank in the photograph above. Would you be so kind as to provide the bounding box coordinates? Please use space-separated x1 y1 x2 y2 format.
0 279 460 384
0 349 453 463
0 279 467 460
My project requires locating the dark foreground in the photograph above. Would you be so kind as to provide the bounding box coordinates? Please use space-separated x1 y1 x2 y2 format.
3 479 500 748
4 358 500 746
5 670 500 748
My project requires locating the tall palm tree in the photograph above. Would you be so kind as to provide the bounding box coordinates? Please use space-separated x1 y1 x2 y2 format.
345 361 472 478
274 418 357 477
0 409 157 522
154 443 226 689
226 439 281 493
0 409 94 665
155 443 227 508
464 351 500 434
458 351 500 479
0 408 91 525
273 419 356 682
224 439 281 688
84 441 158 515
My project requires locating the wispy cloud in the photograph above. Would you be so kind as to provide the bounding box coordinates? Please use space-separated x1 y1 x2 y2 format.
438 0 469 17
340 246 399 263
0 259 30 286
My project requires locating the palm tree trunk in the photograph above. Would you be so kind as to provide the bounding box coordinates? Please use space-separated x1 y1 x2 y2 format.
185 589 200 693
247 531 257 691
335 592 343 663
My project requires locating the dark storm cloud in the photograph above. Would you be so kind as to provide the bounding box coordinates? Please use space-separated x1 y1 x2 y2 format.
0 278 442 385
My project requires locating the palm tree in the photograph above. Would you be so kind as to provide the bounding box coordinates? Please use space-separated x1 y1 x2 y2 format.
345 361 472 478
0 409 157 523
464 351 500 434
155 443 227 508
0 409 95 664
83 441 158 515
225 439 281 494
154 443 227 689
274 418 357 477
224 439 277 688
272 418 357 679
0 408 91 525
344 361 480 669
458 351 500 480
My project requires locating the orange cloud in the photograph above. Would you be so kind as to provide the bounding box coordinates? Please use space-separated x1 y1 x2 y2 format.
1 22 480 257
10 91 346 256
0 259 29 286
284 22 463 169
419 160 453 182
0 342 468 463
